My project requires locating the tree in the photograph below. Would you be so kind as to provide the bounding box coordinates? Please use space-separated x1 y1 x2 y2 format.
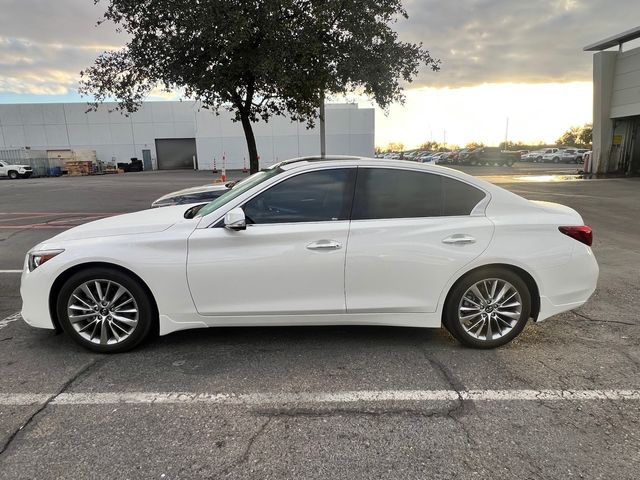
578 124 593 147
418 141 452 152
464 141 484 149
80 0 439 173
382 142 405 152
556 124 592 148
556 127 580 147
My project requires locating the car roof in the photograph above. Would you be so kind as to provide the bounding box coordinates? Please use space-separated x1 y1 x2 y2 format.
274 155 489 185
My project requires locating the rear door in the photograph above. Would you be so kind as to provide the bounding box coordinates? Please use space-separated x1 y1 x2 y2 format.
345 167 494 313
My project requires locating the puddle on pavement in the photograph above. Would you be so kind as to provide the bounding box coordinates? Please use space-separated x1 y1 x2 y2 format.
479 174 589 184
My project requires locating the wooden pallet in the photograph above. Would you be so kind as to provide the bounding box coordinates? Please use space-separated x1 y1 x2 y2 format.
64 160 92 176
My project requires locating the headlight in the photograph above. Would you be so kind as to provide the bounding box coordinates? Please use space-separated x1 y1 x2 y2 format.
28 249 64 271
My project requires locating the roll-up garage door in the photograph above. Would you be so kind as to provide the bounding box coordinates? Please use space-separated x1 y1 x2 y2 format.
155 138 197 170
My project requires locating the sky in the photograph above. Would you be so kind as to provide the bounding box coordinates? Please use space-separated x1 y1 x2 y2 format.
1 0 640 148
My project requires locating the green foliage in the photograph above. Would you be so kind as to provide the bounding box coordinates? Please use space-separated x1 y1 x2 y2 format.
417 141 451 152
499 140 545 151
379 142 405 153
556 124 592 148
464 141 485 149
577 124 593 147
81 0 440 172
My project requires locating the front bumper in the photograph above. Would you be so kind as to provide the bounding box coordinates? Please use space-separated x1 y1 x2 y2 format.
20 265 56 330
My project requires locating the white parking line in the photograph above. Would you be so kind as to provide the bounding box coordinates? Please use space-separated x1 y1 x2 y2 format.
0 312 22 331
0 389 639 406
0 270 22 273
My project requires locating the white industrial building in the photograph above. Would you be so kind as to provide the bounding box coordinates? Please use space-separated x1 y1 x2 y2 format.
0 101 374 171
585 26 640 175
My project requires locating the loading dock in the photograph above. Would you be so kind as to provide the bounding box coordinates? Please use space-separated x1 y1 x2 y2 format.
155 138 197 170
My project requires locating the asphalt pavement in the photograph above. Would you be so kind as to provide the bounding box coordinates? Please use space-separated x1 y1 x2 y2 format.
0 163 638 479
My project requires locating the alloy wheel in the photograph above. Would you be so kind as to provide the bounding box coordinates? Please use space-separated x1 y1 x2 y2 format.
66 279 139 345
458 278 522 341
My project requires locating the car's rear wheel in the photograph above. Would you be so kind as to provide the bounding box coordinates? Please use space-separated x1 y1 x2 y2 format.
444 268 531 349
56 267 155 353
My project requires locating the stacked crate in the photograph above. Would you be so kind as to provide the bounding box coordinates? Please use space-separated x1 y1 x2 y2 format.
64 160 93 176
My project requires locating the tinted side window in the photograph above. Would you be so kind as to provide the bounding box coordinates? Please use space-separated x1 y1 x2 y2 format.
352 168 485 220
442 177 486 216
351 168 442 220
244 168 355 224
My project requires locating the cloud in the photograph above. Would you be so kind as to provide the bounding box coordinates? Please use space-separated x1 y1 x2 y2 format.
0 0 639 97
400 0 640 87
0 36 122 95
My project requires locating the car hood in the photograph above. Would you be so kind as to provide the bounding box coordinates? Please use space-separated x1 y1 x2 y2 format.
48 205 192 242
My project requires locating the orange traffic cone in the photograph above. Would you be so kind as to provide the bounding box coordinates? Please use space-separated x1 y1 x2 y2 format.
220 153 227 182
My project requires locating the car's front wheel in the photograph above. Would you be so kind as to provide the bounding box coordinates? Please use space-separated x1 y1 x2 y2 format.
444 268 532 349
56 267 155 353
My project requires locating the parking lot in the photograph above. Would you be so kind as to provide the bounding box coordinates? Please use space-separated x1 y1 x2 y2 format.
1 164 639 479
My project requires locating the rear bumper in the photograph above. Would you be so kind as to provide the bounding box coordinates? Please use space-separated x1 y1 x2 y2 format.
536 244 599 321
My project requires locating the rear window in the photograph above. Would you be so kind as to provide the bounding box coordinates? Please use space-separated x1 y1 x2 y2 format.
351 168 486 220
442 176 486 216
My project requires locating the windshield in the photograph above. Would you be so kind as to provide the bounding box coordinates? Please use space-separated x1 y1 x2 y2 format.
196 167 283 217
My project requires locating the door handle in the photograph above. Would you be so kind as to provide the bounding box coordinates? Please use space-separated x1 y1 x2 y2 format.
442 234 476 245
306 240 342 251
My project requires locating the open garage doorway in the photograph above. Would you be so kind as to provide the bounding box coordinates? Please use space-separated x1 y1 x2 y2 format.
155 138 197 170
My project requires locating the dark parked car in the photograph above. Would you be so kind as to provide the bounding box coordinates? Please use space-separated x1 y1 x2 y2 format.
151 183 233 208
460 147 519 166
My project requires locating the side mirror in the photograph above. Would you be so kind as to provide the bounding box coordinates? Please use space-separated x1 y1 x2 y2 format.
224 207 246 231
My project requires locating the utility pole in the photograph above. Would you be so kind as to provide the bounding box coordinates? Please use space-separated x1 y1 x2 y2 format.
504 117 509 150
319 91 326 158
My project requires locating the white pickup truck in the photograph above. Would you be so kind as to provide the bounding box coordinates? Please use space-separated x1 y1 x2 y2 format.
0 160 33 179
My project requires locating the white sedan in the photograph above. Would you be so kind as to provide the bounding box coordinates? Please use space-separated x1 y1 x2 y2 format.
20 157 599 353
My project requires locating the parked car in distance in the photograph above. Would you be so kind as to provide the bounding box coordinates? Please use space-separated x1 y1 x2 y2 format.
460 147 519 166
576 149 589 163
0 160 33 179
415 151 435 163
521 151 541 162
541 149 578 164
151 183 232 208
523 148 558 162
21 156 598 353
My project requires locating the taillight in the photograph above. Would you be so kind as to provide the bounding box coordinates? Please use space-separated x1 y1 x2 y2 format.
559 226 593 246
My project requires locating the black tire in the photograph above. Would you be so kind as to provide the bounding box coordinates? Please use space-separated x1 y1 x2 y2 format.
553 157 559 164
56 267 155 353
8 170 18 179
443 267 532 349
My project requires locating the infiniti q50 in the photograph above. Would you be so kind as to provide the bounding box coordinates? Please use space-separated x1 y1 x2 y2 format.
20 157 598 353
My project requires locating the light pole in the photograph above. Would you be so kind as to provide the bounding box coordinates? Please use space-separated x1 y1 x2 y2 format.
320 91 326 158
504 117 509 150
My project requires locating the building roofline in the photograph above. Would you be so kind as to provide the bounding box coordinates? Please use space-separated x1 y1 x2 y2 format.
584 25 640 51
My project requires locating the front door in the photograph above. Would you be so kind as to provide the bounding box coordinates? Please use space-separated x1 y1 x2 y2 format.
187 167 357 316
